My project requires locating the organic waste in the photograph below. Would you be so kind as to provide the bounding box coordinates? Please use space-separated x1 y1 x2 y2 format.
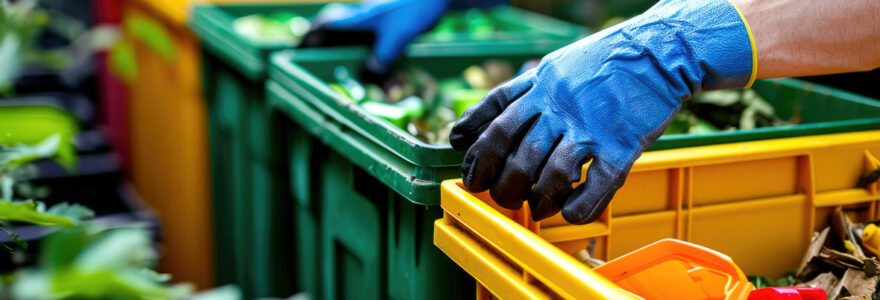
664 89 795 135
330 59 517 145
745 207 880 299
330 60 795 145
233 12 310 45
428 9 515 41
232 7 509 46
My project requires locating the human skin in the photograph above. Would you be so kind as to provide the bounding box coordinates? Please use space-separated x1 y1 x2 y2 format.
733 0 880 78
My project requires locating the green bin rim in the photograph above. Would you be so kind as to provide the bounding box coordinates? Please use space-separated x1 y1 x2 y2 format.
267 80 451 204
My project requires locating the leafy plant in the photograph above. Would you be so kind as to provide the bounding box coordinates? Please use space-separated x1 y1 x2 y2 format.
0 0 119 96
0 0 48 95
0 134 93 252
9 225 191 299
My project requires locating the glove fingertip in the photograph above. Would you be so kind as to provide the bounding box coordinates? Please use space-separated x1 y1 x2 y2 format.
561 197 607 225
561 160 629 225
528 195 561 222
449 125 478 151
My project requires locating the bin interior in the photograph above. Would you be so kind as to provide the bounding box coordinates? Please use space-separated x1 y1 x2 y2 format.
273 48 880 168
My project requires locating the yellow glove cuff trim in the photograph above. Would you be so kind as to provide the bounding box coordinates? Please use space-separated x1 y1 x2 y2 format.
726 0 758 89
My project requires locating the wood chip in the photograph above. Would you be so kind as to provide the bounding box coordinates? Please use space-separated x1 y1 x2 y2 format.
841 268 879 299
796 272 838 299
798 227 831 278
574 249 605 268
819 247 865 270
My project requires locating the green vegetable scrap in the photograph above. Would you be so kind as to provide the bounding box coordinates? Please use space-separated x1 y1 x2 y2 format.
429 9 506 41
233 12 310 45
450 88 489 118
748 276 773 289
333 60 515 145
663 89 794 135
334 66 366 102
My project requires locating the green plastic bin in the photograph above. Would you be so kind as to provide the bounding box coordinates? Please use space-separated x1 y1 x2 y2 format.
267 47 880 299
189 3 586 298
267 47 567 299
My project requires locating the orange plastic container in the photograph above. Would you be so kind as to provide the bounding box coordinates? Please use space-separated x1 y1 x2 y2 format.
594 239 754 299
435 130 880 299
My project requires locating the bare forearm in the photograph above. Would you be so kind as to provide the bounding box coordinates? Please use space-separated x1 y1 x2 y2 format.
733 0 880 78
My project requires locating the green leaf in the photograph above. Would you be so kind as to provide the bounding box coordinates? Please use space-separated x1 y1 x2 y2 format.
41 225 96 270
44 203 94 223
0 134 61 171
690 119 721 135
107 39 136 83
693 90 742 107
124 14 176 61
74 227 156 271
0 200 76 227
21 225 193 299
0 106 79 172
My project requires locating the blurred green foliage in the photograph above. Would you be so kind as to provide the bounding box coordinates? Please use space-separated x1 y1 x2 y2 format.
9 225 192 299
0 0 119 96
512 0 657 30
0 106 91 252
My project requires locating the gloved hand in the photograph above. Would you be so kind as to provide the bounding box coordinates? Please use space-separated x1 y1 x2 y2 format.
450 0 756 224
301 0 451 81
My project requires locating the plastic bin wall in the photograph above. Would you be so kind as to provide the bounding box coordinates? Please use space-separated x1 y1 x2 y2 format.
190 4 334 297
435 130 880 299
121 0 212 289
268 81 475 299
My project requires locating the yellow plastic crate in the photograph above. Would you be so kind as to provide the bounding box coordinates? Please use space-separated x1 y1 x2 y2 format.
435 130 880 299
123 0 213 289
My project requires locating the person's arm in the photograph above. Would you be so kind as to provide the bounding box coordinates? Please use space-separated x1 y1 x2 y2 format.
734 0 880 78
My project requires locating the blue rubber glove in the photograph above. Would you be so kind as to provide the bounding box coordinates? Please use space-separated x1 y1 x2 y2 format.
310 0 450 75
308 0 506 76
449 0 757 224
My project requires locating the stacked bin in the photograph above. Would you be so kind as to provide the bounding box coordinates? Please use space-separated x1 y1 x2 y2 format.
268 44 880 298
190 3 586 298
